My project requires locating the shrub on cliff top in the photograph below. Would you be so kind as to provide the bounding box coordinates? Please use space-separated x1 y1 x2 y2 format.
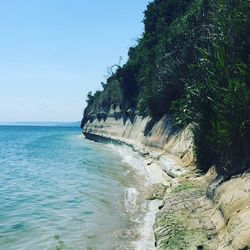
83 0 250 176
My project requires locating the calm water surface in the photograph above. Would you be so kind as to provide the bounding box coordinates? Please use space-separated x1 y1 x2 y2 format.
0 126 143 250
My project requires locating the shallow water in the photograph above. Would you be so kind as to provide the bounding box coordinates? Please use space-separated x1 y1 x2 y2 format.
0 126 146 250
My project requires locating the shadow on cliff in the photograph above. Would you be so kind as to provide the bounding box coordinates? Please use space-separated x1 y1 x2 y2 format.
144 116 181 137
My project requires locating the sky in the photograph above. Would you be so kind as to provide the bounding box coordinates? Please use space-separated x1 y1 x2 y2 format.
0 0 151 122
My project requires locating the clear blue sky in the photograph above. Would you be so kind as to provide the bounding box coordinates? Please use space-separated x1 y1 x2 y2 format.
0 0 151 122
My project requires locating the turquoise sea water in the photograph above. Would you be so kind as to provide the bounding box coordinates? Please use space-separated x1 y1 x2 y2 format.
0 126 143 250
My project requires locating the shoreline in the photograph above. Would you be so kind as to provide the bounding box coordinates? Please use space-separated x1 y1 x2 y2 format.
83 130 250 249
83 131 186 184
83 131 188 249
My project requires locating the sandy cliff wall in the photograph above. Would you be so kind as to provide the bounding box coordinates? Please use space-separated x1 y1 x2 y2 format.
82 114 250 250
83 114 193 165
213 174 250 249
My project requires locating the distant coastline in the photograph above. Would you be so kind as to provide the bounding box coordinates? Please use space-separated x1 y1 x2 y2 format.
0 121 81 127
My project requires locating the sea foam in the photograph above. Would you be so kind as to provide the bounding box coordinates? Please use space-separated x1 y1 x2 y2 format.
124 187 139 212
106 142 164 250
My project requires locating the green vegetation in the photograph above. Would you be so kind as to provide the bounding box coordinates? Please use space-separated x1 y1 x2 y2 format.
82 0 250 177
171 182 195 194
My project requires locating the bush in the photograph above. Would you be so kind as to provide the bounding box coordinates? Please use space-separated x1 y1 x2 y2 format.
83 0 250 176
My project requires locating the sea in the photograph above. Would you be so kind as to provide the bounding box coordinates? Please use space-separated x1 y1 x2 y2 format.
0 125 151 250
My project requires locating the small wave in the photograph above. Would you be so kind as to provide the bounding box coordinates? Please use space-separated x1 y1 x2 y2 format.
124 187 139 212
134 200 162 250
107 144 146 177
106 142 166 249
107 143 167 185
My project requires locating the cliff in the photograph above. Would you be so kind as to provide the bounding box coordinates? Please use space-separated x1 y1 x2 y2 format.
83 0 250 177
81 0 250 248
83 109 193 164
82 115 250 249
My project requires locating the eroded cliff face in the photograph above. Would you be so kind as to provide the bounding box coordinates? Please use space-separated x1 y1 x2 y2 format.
82 111 250 250
213 174 250 249
82 111 193 165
